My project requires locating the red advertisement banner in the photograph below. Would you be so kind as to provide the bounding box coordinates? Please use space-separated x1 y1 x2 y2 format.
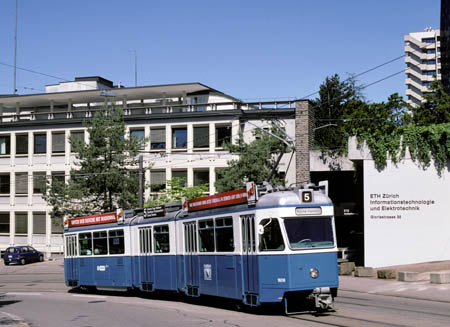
188 188 247 212
68 212 117 227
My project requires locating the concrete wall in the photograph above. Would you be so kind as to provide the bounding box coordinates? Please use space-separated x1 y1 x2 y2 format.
349 138 450 267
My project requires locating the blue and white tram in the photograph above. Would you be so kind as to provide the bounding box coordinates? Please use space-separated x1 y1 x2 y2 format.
64 182 338 313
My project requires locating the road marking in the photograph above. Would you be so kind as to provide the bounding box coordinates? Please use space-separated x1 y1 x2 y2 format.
72 294 107 299
394 288 407 292
0 311 29 325
416 287 427 291
6 292 42 296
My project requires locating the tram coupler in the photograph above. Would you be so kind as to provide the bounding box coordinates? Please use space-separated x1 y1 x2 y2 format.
310 287 333 311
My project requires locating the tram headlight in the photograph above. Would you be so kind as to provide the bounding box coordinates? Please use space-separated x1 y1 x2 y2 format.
310 268 319 279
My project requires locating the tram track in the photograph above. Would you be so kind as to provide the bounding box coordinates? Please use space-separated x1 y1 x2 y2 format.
290 313 409 327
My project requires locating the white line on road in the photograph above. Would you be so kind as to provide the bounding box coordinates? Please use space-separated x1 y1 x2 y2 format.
0 311 26 322
6 292 42 296
72 294 107 299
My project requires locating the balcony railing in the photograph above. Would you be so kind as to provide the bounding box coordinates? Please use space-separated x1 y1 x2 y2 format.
0 100 297 124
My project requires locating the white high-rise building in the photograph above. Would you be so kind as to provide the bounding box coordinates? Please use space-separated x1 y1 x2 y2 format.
404 28 441 106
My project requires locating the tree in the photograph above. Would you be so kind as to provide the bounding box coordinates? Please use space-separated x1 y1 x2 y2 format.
44 105 146 220
215 122 289 193
145 177 208 207
406 79 450 125
312 74 363 155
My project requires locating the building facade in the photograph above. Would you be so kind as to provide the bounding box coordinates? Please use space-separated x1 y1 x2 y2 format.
441 0 450 92
0 77 299 255
404 28 441 106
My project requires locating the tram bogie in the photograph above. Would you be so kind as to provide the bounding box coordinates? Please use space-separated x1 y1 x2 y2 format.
64 182 338 313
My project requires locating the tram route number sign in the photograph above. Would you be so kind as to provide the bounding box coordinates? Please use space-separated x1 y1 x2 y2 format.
302 190 313 203
144 206 166 218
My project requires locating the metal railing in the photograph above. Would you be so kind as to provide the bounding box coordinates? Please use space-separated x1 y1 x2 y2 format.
0 100 297 123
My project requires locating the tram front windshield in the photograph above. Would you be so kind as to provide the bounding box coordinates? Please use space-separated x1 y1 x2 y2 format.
284 217 334 249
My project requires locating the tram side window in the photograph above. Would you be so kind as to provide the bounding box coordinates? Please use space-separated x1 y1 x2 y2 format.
139 227 152 254
215 217 234 252
79 232 93 256
199 219 215 252
154 225 170 253
259 218 285 251
109 229 125 254
93 231 108 255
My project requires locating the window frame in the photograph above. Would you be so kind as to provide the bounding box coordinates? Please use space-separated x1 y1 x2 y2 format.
0 135 11 155
34 133 47 154
16 134 28 155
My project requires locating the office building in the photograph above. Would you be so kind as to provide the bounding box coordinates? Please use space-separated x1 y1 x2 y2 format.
404 28 441 106
0 77 298 254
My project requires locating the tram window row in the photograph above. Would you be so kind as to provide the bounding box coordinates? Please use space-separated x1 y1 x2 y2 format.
71 229 125 256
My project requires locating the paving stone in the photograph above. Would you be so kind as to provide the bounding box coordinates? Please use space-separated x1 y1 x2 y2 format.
338 262 355 275
398 271 420 282
377 269 396 279
430 272 450 284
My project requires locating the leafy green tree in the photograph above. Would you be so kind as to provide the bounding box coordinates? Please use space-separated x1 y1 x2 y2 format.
44 105 146 220
215 123 289 193
312 74 363 155
406 80 450 125
145 177 208 207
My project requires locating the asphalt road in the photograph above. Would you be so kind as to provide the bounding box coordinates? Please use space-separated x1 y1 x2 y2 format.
1 261 450 327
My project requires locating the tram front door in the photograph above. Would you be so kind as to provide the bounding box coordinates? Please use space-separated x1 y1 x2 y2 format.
241 214 259 305
184 222 199 296
65 234 79 287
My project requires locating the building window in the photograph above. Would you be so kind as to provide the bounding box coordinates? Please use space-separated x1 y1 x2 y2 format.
15 172 28 195
16 134 28 155
216 125 231 148
52 132 65 154
422 38 435 43
0 212 9 233
425 49 436 54
0 135 10 155
51 171 65 184
52 220 64 234
15 212 28 234
33 172 46 194
0 173 10 195
33 212 46 234
172 170 187 186
130 129 145 149
70 130 85 152
194 170 209 187
150 128 166 149
172 127 187 149
34 133 47 154
423 70 436 76
193 126 209 149
151 170 166 192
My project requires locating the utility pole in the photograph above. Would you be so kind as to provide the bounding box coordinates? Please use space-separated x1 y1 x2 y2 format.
13 0 18 94
130 50 137 87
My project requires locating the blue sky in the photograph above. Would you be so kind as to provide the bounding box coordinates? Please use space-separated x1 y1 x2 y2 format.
0 0 441 103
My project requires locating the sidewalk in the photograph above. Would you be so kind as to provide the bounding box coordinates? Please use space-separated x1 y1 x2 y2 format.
339 260 450 303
